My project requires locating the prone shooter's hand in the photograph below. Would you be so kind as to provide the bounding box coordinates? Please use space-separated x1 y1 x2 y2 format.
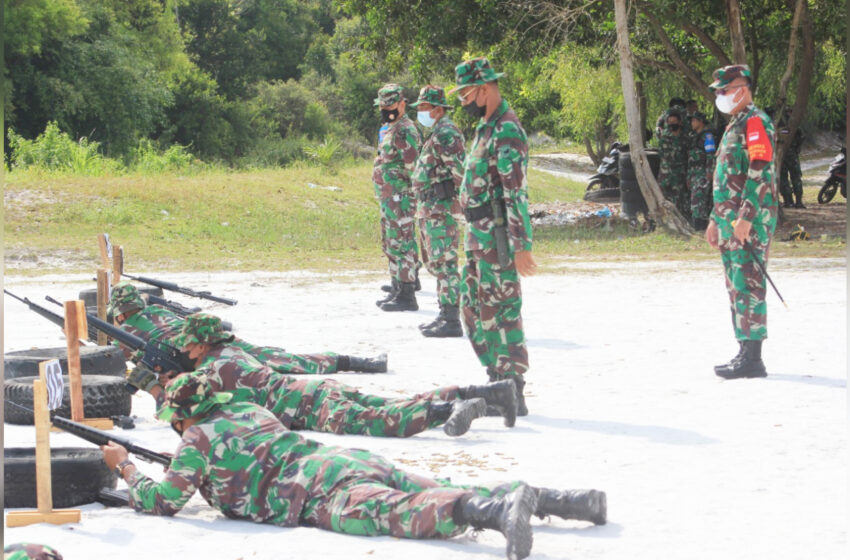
126 364 161 393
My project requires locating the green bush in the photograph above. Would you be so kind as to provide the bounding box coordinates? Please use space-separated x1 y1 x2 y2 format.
7 121 123 175
130 138 198 174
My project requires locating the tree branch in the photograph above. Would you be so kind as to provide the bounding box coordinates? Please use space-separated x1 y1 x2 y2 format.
640 8 714 102
634 55 677 73
726 0 747 64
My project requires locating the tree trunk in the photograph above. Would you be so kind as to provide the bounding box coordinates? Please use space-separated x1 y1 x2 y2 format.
774 0 814 168
614 0 692 235
584 137 602 167
726 0 747 64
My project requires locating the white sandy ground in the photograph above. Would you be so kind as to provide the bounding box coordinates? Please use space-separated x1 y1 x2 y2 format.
2 258 847 560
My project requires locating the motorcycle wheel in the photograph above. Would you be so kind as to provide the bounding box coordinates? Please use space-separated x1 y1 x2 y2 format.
818 179 838 204
841 180 846 199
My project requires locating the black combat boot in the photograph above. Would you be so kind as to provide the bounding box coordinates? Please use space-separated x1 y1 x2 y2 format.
458 380 518 428
341 353 388 373
716 340 767 379
714 341 745 376
419 304 447 331
380 282 418 312
381 282 394 293
422 304 463 338
533 488 607 525
453 486 537 560
376 279 398 306
511 376 529 417
794 194 806 209
437 398 487 437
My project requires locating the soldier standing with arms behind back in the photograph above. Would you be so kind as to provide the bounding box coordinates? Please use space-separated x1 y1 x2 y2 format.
449 57 536 416
705 65 778 379
372 84 422 311
411 85 466 337
687 111 717 231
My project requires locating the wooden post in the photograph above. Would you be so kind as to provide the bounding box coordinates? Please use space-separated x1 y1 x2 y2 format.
97 269 109 345
5 370 81 527
113 245 123 282
64 301 86 422
97 234 111 270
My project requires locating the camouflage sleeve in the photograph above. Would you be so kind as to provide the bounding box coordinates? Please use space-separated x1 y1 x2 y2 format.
739 115 775 222
434 128 466 187
127 429 208 516
494 123 533 252
398 123 422 177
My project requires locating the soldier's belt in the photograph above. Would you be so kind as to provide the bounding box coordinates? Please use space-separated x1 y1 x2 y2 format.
420 180 456 202
464 204 494 222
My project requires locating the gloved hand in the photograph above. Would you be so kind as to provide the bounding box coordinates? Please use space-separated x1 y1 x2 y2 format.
126 364 161 393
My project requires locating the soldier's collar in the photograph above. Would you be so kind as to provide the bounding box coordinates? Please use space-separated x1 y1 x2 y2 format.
478 98 509 128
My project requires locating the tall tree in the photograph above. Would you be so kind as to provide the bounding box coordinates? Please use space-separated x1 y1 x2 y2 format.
614 0 691 234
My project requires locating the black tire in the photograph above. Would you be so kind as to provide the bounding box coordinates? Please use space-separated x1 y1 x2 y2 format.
619 152 637 182
841 181 846 198
78 286 163 308
4 346 126 380
818 179 838 204
4 375 132 425
4 447 117 508
584 187 620 201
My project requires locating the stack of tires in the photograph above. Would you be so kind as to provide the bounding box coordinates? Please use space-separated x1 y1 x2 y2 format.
4 345 131 508
619 147 660 219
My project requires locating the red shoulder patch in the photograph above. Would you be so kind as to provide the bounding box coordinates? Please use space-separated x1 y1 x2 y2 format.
746 116 773 162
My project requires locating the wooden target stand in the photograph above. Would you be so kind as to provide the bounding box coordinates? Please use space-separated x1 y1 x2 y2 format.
6 300 115 528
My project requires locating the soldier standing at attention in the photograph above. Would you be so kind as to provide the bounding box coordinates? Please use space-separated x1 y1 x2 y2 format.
449 57 536 415
658 110 690 220
687 111 717 231
705 65 778 379
410 85 466 338
372 84 423 312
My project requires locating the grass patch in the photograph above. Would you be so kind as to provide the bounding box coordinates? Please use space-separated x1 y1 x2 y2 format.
4 163 844 275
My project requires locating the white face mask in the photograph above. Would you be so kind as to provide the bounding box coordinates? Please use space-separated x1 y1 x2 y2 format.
715 90 740 114
417 111 436 128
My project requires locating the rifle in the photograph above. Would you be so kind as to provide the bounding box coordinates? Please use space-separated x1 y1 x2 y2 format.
6 401 172 468
122 273 237 306
44 295 186 393
147 294 202 316
146 294 233 331
4 289 97 342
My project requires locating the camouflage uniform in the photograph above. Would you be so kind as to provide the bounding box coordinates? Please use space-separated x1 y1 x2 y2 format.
411 86 465 309
687 113 717 224
130 376 511 540
710 73 778 341
170 315 461 437
778 125 805 206
3 544 63 560
109 282 339 375
372 84 422 285
658 125 690 218
450 58 531 383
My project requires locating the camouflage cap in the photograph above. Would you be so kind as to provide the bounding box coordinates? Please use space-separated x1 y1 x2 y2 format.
410 85 452 108
171 312 233 349
155 372 233 423
4 543 64 560
373 83 405 107
708 64 752 91
448 57 505 95
107 281 146 318
690 111 709 124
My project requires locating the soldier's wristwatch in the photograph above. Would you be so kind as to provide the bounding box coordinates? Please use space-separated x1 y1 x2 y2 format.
115 459 134 479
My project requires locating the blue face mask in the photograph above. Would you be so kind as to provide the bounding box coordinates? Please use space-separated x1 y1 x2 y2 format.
417 111 436 128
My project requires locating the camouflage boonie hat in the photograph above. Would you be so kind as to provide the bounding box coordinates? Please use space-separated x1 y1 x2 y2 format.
156 372 233 422
171 313 233 349
448 57 505 94
107 281 146 318
373 83 405 107
410 85 451 108
4 543 64 560
709 64 752 91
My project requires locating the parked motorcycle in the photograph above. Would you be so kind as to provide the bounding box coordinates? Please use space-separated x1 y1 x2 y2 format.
585 142 622 201
817 147 846 204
